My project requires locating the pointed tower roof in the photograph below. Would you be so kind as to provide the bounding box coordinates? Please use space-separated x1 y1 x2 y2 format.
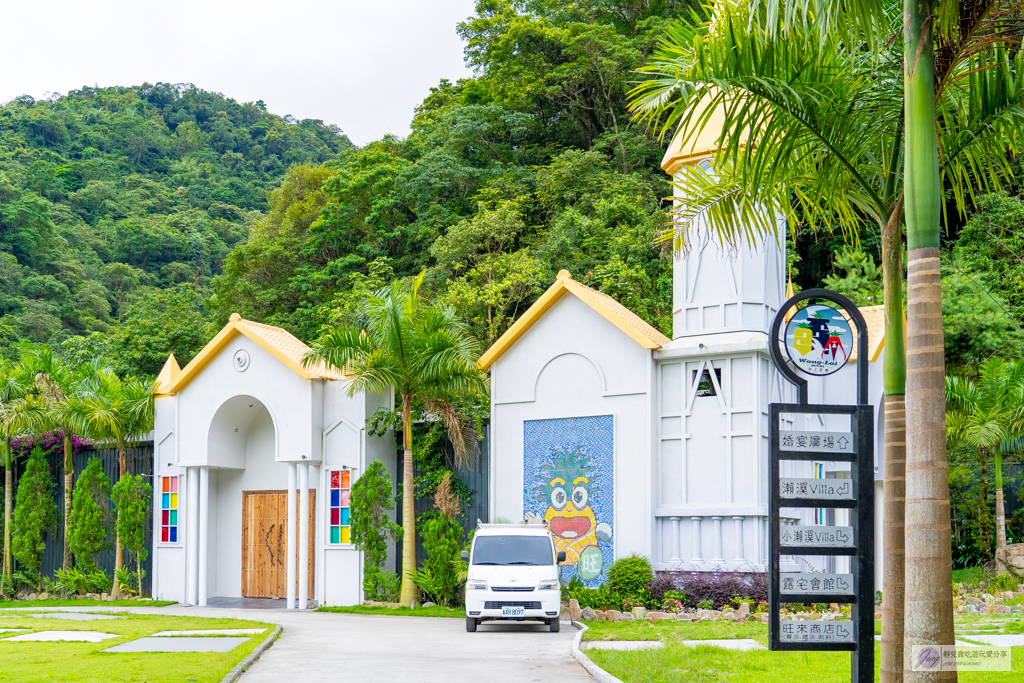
162 313 346 394
154 354 181 395
477 271 670 370
660 93 751 175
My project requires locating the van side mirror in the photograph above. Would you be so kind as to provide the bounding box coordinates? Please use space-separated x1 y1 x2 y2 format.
557 551 566 564
461 550 469 562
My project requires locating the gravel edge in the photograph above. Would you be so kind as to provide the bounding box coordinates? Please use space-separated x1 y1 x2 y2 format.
219 624 283 683
570 621 626 683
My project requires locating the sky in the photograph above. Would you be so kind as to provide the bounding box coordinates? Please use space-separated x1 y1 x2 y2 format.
1 0 478 145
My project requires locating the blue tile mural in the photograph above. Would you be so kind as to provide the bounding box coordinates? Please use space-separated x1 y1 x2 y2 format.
524 415 614 586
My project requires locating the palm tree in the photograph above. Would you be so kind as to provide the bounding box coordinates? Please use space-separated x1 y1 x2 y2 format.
304 273 486 606
946 358 1024 564
629 4 1024 678
71 367 155 598
18 347 87 572
0 360 31 586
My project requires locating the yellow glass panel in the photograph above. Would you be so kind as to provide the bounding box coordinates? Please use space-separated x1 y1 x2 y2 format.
340 526 350 544
170 493 178 509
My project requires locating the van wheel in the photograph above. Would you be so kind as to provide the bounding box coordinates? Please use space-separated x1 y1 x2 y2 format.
549 617 560 632
466 616 478 632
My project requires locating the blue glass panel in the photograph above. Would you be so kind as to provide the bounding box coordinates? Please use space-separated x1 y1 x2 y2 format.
162 493 170 509
340 507 350 525
331 489 340 507
169 526 177 543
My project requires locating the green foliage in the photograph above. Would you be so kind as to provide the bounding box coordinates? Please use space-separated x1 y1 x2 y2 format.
696 599 714 610
349 460 402 602
111 473 152 590
821 249 883 307
68 457 111 569
115 566 141 597
413 513 465 607
606 554 653 601
941 266 1024 375
12 447 56 578
55 566 112 595
562 574 623 609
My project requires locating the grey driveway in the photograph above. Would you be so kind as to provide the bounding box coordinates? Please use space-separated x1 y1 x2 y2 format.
121 606 592 682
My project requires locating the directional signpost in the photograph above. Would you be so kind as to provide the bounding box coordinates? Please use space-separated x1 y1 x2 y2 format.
767 289 874 683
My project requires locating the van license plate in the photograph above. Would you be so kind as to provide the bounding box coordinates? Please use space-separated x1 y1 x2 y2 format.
501 606 525 617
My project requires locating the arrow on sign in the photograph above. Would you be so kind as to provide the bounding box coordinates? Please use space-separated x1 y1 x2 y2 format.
835 529 850 545
837 436 849 449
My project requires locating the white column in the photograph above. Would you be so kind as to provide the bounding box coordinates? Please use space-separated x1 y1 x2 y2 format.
298 462 310 610
732 516 745 562
286 463 297 610
186 466 199 606
690 517 703 562
711 516 725 562
198 467 209 606
669 517 682 562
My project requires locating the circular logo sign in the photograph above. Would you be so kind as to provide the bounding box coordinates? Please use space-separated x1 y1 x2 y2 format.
784 303 853 376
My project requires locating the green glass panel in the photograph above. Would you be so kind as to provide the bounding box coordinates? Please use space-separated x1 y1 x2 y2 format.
170 510 177 525
330 526 340 544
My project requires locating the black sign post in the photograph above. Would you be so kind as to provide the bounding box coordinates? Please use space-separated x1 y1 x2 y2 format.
767 289 874 683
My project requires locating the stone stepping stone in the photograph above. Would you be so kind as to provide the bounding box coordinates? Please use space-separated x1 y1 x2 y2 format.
2 630 119 642
680 639 765 651
584 641 663 651
964 634 1024 647
104 637 249 653
25 613 121 621
151 629 266 636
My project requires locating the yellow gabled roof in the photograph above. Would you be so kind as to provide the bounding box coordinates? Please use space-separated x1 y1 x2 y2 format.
661 93 750 176
164 313 346 394
477 271 670 370
840 304 895 363
154 354 181 396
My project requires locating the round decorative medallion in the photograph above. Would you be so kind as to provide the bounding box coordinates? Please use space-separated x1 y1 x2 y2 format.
233 349 250 372
783 303 853 376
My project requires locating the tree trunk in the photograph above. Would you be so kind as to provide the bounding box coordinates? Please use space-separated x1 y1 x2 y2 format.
995 450 1006 570
882 395 907 682
880 204 907 683
980 452 990 559
111 443 127 600
62 433 73 572
904 0 956 675
398 394 419 606
3 450 12 584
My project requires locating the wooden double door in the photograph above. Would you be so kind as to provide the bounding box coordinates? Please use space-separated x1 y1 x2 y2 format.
242 490 315 599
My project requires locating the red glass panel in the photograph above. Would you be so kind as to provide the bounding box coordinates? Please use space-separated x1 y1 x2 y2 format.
331 508 340 525
162 510 169 525
331 470 340 489
161 527 169 543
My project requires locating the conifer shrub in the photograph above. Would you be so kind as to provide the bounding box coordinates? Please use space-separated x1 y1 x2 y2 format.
349 460 402 601
112 474 151 595
606 554 653 601
69 457 111 569
12 447 57 582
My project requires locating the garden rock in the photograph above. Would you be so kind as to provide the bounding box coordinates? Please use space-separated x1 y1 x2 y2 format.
38 592 49 601
596 610 606 620
605 610 623 622
581 607 598 621
26 593 37 601
647 611 671 621
828 603 840 612
995 605 1011 614
761 614 769 624
736 603 750 618
1012 604 1023 613
101 593 109 601
632 606 646 619
620 612 634 621
422 602 436 608
568 599 582 621
994 543 1024 578
696 609 721 621
677 612 693 621
560 605 571 621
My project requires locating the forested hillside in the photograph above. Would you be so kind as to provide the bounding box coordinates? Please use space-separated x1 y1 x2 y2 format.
0 83 352 373
2 0 1022 380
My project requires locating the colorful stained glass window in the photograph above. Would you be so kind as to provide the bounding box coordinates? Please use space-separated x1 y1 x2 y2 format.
329 469 351 544
160 476 179 543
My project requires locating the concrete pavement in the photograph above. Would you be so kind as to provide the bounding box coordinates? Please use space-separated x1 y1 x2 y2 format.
91 605 593 682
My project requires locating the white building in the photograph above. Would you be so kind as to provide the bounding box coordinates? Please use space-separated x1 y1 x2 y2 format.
478 129 890 587
150 314 395 607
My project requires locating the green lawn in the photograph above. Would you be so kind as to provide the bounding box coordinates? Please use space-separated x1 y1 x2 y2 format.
0 611 274 683
316 604 463 618
581 615 1024 682
0 599 176 608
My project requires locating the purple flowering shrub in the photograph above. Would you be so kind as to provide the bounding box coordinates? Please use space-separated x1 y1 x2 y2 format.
11 432 92 459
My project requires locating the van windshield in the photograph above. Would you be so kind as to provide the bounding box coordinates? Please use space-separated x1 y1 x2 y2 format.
472 535 554 566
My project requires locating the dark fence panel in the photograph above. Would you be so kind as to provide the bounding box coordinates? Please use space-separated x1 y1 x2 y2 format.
6 442 154 595
397 421 490 576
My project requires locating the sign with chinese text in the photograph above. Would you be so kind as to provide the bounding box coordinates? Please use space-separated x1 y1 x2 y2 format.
780 573 854 595
780 525 854 548
779 621 855 643
779 430 854 454
780 479 855 501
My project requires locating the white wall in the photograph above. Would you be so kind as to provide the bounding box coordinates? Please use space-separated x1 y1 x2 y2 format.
490 294 655 563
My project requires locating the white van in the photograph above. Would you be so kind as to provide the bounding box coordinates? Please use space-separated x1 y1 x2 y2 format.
461 522 566 632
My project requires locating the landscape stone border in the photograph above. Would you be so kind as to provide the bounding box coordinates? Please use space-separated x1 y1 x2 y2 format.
569 621 626 683
218 624 281 683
